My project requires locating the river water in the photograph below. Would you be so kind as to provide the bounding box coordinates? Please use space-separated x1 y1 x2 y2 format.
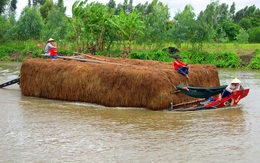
0 61 260 162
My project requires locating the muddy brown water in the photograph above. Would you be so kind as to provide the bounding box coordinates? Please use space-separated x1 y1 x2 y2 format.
1 61 260 162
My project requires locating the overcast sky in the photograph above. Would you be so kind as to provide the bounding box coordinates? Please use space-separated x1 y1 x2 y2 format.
16 0 259 18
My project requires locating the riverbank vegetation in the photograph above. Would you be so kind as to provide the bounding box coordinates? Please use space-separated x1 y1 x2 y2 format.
0 0 260 68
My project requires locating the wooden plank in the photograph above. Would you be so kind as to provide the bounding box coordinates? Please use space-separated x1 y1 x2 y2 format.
169 99 205 110
172 106 215 111
41 54 50 57
73 52 108 61
57 56 124 66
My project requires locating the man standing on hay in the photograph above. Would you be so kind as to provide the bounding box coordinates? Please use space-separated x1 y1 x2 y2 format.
173 55 190 79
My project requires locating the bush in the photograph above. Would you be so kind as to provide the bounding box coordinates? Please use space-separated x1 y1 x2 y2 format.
97 49 122 57
0 46 15 60
153 50 174 62
129 50 172 62
129 50 150 60
248 54 260 69
177 50 241 68
214 52 241 68
57 49 75 56
248 49 260 69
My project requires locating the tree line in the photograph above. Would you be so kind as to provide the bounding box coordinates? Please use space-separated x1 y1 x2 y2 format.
0 0 259 56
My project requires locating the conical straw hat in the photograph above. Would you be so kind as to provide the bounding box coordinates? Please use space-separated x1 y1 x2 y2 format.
231 78 241 84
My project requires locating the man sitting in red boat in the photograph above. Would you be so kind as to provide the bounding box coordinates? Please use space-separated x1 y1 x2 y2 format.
220 78 244 99
194 78 244 107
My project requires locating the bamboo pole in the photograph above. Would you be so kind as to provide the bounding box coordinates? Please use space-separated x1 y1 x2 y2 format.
172 99 204 108
73 52 108 61
57 56 124 66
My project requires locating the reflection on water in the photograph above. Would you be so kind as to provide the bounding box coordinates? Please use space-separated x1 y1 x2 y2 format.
1 62 260 162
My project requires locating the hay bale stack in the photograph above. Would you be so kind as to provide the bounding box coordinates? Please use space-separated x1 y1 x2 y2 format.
20 57 220 110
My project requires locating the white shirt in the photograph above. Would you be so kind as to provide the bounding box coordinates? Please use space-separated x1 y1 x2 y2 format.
44 42 55 55
225 83 244 93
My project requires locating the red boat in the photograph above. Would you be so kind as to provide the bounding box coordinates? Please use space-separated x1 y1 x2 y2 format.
174 85 250 111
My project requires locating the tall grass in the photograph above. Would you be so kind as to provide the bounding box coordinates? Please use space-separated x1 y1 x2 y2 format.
202 43 260 55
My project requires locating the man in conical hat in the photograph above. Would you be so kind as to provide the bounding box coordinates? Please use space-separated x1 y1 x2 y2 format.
44 38 57 59
221 78 244 98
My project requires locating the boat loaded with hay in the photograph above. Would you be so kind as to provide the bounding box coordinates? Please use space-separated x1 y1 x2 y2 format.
0 54 249 111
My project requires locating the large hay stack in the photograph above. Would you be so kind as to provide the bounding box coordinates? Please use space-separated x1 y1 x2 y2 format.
20 56 220 110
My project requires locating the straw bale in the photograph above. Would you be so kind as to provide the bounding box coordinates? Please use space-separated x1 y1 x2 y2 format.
20 57 220 110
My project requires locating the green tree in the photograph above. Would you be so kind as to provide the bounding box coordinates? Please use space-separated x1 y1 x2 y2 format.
75 1 112 53
199 1 219 30
139 0 170 46
236 28 249 43
220 21 240 41
189 19 210 50
248 27 260 43
40 0 54 20
171 5 196 48
28 0 31 7
198 1 236 42
16 6 44 40
110 9 144 57
0 0 9 15
31 0 46 6
71 0 87 52
125 0 133 13
107 0 116 11
10 0 17 12
233 5 260 29
0 15 9 42
4 0 17 18
57 0 66 14
3 13 17 41
197 10 216 43
135 2 149 15
41 7 71 46
72 0 124 54
229 2 236 19
217 3 230 23
239 18 252 31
